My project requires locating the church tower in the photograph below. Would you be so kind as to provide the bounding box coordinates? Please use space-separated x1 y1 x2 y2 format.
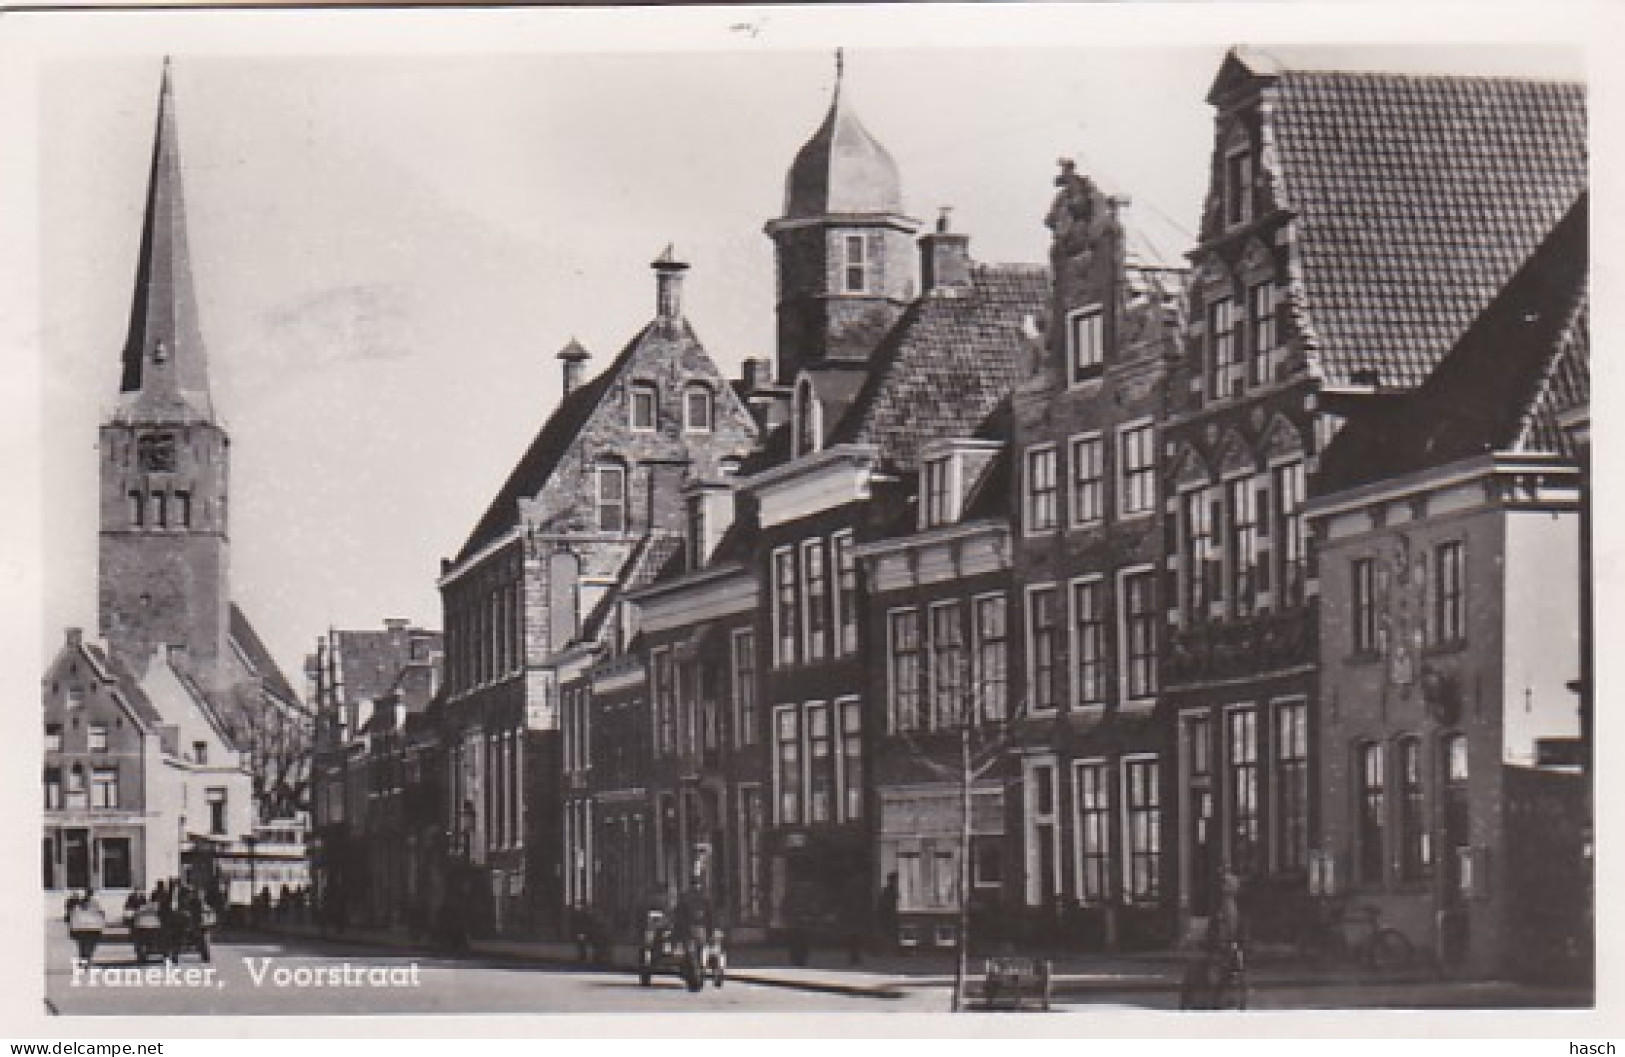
765 52 920 383
98 60 231 687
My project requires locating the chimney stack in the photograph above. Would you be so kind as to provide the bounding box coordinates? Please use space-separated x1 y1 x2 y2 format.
557 338 591 396
920 207 971 295
653 244 690 323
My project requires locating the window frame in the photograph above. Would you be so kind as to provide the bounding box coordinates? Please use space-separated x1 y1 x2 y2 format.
1024 444 1060 535
596 462 628 535
1122 753 1162 903
1208 296 1243 401
731 628 757 749
887 607 923 733
1067 304 1105 386
1352 557 1378 656
800 538 830 664
630 383 659 433
1118 566 1158 702
1025 583 1060 715
832 530 858 656
1435 540 1465 646
842 233 868 294
1069 575 1106 708
771 546 799 668
683 383 714 433
1224 705 1260 875
1247 281 1277 387
1072 757 1111 905
1357 741 1387 886
922 455 956 530
928 600 966 729
1272 698 1310 873
972 592 1008 724
1117 420 1156 520
1069 432 1104 529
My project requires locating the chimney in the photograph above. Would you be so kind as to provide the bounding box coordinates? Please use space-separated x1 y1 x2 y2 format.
920 207 971 295
557 338 591 395
739 357 791 431
685 479 736 569
653 244 690 322
66 627 83 648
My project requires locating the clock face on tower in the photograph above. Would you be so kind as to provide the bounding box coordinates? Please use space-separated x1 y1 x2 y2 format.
137 432 176 473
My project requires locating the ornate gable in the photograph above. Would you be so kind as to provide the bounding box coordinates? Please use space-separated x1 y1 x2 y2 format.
1261 413 1307 464
1215 428 1256 479
1169 443 1213 492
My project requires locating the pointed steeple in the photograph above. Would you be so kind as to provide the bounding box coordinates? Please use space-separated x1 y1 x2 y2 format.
117 58 212 423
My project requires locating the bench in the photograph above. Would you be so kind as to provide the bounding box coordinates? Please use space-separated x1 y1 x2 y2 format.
981 956 1051 1011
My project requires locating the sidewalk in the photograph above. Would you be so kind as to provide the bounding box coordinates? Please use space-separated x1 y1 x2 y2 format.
234 917 1564 1006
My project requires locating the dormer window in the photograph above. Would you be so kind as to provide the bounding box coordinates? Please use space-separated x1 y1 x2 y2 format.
684 384 714 432
922 455 955 530
1225 144 1256 227
630 383 658 432
1067 305 1104 385
794 377 822 457
843 234 868 294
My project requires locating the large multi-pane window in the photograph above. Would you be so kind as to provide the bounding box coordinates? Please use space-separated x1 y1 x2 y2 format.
1185 486 1223 617
1025 446 1059 532
1070 434 1103 527
1208 297 1243 399
1226 708 1259 873
807 702 834 823
1121 570 1157 699
732 629 757 748
775 707 802 823
1024 758 1059 906
1275 461 1307 607
889 609 922 731
597 463 627 534
973 595 1008 722
1274 700 1309 872
773 548 799 666
1075 761 1111 904
802 539 829 663
1399 736 1430 882
839 698 863 821
1357 742 1386 885
1248 281 1277 387
1027 586 1059 713
1124 757 1161 901
1435 540 1465 645
1352 558 1377 655
1119 423 1156 517
833 532 858 655
1069 305 1105 384
1229 476 1261 617
1071 578 1106 706
930 602 965 728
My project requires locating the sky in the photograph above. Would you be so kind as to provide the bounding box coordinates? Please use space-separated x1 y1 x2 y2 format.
12 4 1596 694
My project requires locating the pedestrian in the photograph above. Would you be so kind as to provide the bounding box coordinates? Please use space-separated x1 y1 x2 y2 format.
876 872 900 955
67 888 106 964
123 888 145 928
188 889 215 963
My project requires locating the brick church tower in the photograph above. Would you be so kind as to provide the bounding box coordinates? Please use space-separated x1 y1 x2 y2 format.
764 51 921 383
97 61 231 688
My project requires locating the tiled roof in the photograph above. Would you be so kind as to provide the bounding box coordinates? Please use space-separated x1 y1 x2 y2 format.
829 264 1048 472
229 603 303 707
1261 66 1585 389
454 329 644 564
1314 193 1587 494
83 640 166 730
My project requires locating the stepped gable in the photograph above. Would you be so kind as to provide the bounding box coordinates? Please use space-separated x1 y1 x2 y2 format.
1315 193 1587 494
1217 48 1585 391
827 263 1048 473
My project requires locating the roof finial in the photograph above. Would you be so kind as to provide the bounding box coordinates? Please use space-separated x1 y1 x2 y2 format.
835 48 844 86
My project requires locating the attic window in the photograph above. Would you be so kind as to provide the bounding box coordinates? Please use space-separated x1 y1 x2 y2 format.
631 383 658 432
922 455 956 530
597 462 628 534
684 384 714 432
1225 144 1256 227
1068 305 1105 385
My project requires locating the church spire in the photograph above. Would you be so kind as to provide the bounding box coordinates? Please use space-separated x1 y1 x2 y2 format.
117 57 213 423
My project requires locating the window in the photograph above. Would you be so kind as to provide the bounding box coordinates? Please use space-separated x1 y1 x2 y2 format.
1071 578 1106 706
136 432 175 473
843 234 867 293
1357 743 1386 885
652 648 675 756
973 595 1008 723
1445 733 1469 782
1274 700 1309 872
65 766 88 810
1026 586 1059 713
1119 423 1156 517
1208 297 1243 399
732 629 757 748
1226 708 1259 873
1068 305 1104 384
1274 462 1307 607
833 531 858 656
193 740 208 764
630 384 658 431
1435 541 1465 645
597 463 627 534
1070 435 1103 527
929 602 965 728
1074 760 1110 903
1398 736 1430 882
1229 476 1261 617
774 707 802 823
1352 558 1377 655
684 385 713 432
1023 757 1059 906
1225 146 1255 226
1123 756 1161 901
151 492 168 529
773 548 799 667
801 539 829 663
1184 486 1223 618
45 724 62 752
807 703 833 823
888 609 922 732
44 767 62 810
207 786 227 836
1121 570 1157 700
923 456 953 529
91 767 118 809
1248 282 1277 386
838 698 863 821
794 377 822 457
87 724 108 753
1025 446 1058 532
129 490 144 528
686 495 706 570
